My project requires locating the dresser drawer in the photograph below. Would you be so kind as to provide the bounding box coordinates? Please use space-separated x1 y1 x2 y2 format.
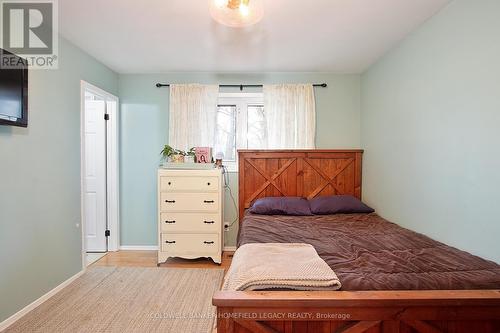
160 192 219 212
161 233 219 254
160 176 219 192
160 213 220 232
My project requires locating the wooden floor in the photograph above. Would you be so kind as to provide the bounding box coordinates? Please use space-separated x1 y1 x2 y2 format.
92 250 233 272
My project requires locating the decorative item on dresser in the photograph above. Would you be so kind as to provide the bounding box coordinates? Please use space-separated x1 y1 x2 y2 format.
157 168 223 265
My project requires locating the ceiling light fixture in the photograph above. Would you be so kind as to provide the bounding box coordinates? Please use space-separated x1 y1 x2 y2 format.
209 0 264 28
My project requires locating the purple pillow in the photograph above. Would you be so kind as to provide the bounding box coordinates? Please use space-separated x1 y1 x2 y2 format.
249 197 312 216
309 195 374 215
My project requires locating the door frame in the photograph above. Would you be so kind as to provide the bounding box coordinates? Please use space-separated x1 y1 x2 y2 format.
80 80 120 269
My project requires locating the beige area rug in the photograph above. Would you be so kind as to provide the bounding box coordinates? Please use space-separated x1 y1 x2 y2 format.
3 267 224 333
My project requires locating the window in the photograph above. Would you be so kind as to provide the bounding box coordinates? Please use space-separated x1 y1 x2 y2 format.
215 105 237 161
214 93 265 171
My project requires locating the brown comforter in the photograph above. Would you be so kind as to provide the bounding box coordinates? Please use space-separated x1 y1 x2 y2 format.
237 212 500 290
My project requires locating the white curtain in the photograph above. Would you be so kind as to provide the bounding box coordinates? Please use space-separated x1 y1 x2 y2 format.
168 84 219 151
263 84 316 149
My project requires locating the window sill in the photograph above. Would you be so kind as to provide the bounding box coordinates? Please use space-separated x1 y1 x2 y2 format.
222 161 238 173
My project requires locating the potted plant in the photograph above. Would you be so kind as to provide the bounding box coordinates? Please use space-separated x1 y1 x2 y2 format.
171 149 185 163
185 147 196 163
160 145 185 164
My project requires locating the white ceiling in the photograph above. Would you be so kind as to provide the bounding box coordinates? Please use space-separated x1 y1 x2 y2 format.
59 0 451 74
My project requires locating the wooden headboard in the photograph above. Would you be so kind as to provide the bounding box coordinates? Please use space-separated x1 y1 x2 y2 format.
238 149 364 220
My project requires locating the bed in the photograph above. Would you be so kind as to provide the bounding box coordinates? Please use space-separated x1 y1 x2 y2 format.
213 150 500 333
238 212 500 291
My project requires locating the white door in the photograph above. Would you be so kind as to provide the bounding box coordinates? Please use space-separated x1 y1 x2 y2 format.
84 99 107 252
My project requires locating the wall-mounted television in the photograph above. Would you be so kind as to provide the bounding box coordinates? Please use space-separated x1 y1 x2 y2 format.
0 49 28 127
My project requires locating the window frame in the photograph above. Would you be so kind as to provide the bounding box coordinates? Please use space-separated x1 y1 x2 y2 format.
217 92 264 172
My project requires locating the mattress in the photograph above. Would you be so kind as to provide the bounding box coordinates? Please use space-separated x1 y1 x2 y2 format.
237 212 500 290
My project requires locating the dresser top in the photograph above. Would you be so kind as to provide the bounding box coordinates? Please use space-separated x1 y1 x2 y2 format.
158 168 223 176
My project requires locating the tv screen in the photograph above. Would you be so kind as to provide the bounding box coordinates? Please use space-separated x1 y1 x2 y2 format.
0 49 28 127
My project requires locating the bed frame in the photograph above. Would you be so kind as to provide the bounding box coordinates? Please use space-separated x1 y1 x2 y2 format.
213 150 500 333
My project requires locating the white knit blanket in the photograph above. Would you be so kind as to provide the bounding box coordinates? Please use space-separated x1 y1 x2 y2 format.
222 243 342 291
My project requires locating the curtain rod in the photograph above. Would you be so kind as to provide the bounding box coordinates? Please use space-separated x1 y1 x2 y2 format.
155 83 327 90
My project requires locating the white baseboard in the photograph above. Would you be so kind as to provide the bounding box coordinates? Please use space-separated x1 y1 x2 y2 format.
119 245 235 252
0 269 85 331
119 245 158 251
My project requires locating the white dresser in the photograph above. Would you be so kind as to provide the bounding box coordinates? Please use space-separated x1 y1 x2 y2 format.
157 168 223 265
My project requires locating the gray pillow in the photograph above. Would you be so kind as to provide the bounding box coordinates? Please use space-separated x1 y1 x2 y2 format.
249 197 312 216
309 195 374 215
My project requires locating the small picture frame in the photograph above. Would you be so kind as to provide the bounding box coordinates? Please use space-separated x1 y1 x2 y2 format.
195 147 212 163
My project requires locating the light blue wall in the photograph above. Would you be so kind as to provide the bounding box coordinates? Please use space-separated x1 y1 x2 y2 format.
0 37 118 322
119 73 361 247
361 0 500 263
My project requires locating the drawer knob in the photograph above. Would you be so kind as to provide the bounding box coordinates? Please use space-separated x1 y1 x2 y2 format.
165 220 176 224
204 200 215 203
207 182 211 186
204 220 215 224
165 240 176 244
168 182 171 185
204 241 215 244
165 200 176 203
